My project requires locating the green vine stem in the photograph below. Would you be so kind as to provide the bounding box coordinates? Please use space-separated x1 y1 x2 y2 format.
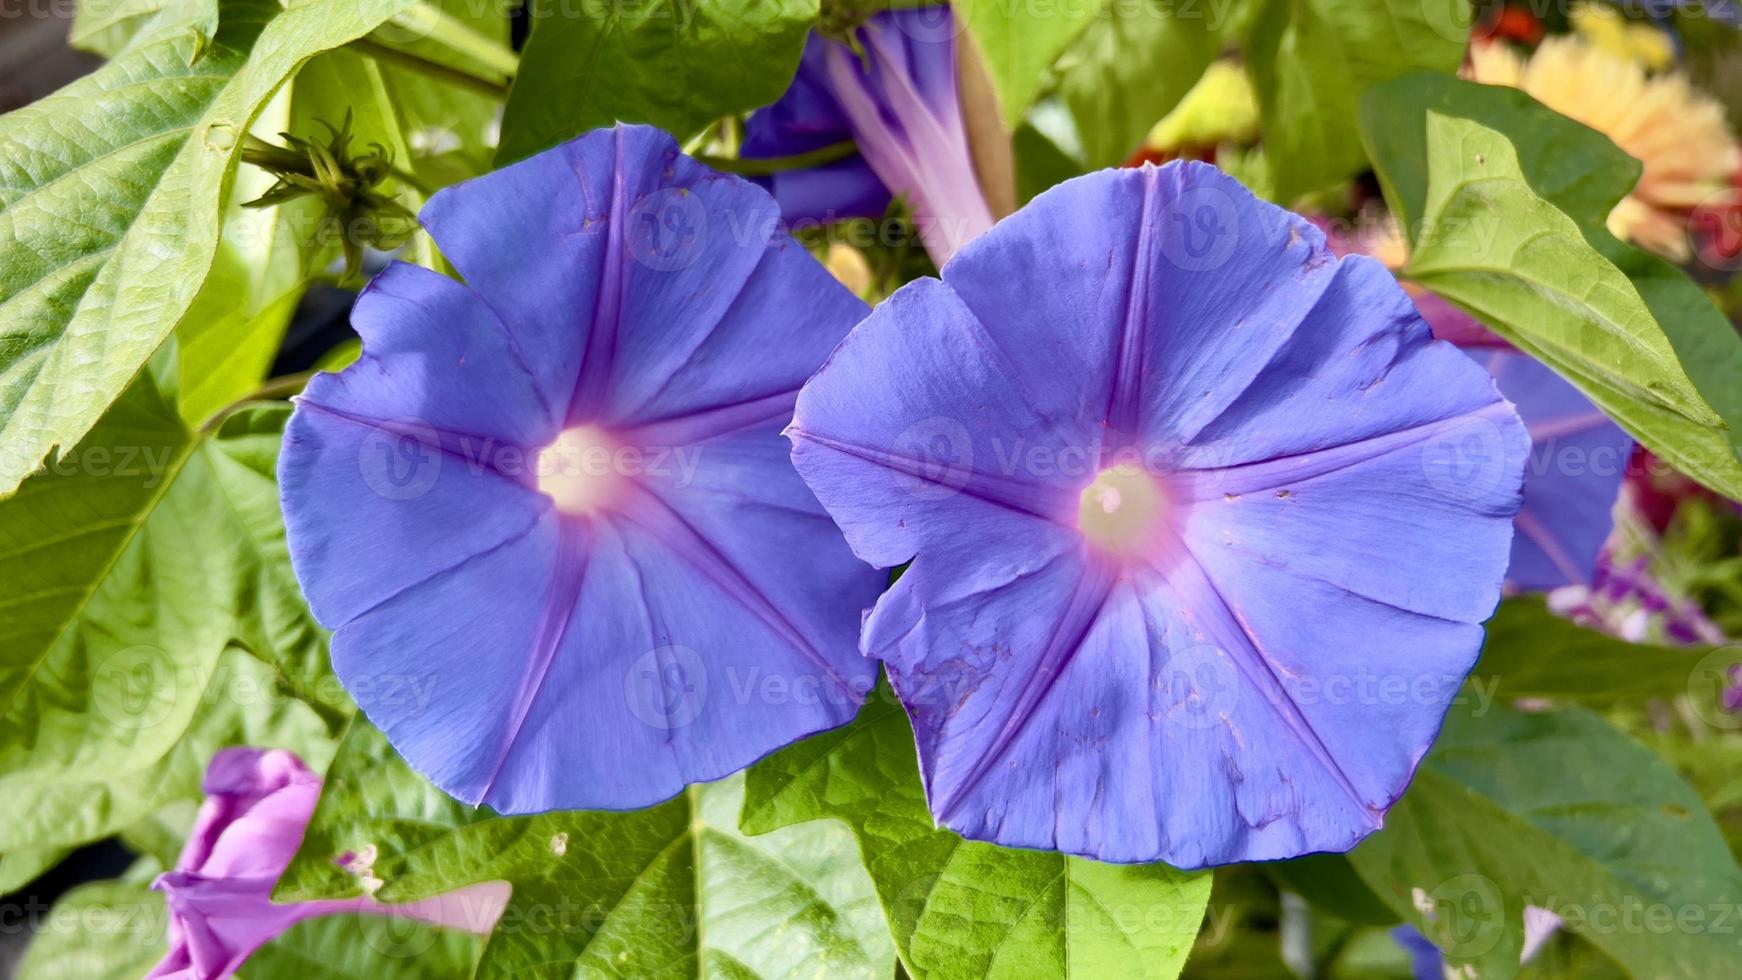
697 139 859 176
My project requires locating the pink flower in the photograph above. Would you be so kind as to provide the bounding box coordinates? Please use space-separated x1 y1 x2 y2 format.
147 748 507 980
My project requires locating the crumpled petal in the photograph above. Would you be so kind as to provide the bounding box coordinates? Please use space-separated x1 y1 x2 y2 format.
790 162 1526 866
146 748 506 980
282 124 882 814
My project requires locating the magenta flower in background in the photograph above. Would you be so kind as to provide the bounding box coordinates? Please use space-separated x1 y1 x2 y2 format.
1553 551 1728 645
280 125 883 814
789 162 1527 867
147 748 505 980
743 6 995 265
1413 288 1509 348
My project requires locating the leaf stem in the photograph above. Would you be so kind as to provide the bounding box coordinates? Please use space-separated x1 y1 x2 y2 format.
388 3 521 80
696 140 859 176
351 37 510 99
199 370 320 435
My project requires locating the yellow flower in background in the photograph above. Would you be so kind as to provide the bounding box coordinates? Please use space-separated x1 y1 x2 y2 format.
1144 60 1260 153
1467 35 1740 261
1570 3 1676 71
1362 207 1411 271
824 241 873 297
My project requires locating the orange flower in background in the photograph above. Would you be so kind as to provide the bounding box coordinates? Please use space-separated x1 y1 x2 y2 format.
1465 36 1741 261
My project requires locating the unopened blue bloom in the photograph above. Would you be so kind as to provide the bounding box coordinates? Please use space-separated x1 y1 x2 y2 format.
1468 349 1632 591
744 7 994 264
280 125 883 814
789 163 1528 867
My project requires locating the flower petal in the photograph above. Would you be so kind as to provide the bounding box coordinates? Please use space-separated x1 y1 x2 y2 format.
941 163 1335 441
1177 257 1512 470
474 505 875 812
1477 349 1631 589
308 262 559 446
870 546 1382 866
328 515 564 804
606 220 868 432
279 405 549 628
176 748 319 880
789 276 1092 571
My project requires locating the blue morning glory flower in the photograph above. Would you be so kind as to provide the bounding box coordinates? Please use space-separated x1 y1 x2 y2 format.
280 125 883 814
1470 349 1632 591
788 162 1528 867
743 6 995 264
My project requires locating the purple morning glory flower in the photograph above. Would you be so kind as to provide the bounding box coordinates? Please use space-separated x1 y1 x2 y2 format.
280 125 883 813
743 6 994 265
788 162 1528 867
147 748 506 980
1471 349 1632 591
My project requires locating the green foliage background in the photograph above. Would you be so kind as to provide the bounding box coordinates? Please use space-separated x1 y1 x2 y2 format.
3 1 1742 978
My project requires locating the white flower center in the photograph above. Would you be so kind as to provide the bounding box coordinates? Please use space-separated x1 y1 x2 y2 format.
1077 465 1167 555
535 425 623 516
